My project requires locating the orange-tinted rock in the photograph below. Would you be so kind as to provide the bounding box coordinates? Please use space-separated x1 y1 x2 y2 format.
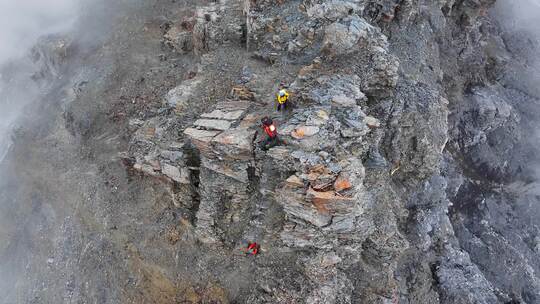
291 126 320 139
143 126 156 139
334 174 352 192
306 188 353 214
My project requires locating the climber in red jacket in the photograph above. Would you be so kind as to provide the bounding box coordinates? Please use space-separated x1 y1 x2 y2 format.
241 241 260 256
260 116 279 151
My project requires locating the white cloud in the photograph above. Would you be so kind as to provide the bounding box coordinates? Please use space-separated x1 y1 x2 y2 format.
0 0 77 64
0 0 80 161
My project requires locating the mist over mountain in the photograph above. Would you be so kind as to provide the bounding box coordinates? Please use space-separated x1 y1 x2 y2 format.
0 0 78 161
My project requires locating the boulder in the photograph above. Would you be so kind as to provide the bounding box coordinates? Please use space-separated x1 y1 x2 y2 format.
160 150 183 162
306 110 330 126
323 16 375 56
133 163 159 176
164 24 193 54
184 128 221 153
168 142 184 151
362 48 399 97
230 86 256 101
201 158 249 183
310 75 366 105
166 78 202 112
278 124 297 136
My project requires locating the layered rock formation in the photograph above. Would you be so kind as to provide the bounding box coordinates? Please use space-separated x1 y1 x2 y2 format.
185 100 255 243
124 0 540 302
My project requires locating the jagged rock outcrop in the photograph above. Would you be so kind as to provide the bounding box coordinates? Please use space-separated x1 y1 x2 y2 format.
245 0 399 97
165 0 246 56
184 100 255 243
119 0 540 302
124 115 193 209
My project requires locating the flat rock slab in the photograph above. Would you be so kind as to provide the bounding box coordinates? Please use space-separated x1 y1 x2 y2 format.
211 128 255 160
238 113 259 129
162 163 190 184
194 119 232 131
184 128 221 143
201 109 245 120
213 128 255 152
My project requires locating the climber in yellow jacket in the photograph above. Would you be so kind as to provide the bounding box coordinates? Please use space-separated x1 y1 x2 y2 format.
276 89 289 111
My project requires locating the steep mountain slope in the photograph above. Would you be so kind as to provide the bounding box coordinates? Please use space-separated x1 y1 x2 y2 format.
1 0 539 303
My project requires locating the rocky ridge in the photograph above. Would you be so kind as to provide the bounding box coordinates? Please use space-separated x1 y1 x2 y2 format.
125 0 524 302
3 0 540 303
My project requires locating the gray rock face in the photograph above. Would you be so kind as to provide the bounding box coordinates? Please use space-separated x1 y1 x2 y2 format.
323 16 376 56
192 1 246 55
88 0 540 302
436 245 499 304
386 84 450 181
449 86 520 181
307 1 360 22
309 74 366 105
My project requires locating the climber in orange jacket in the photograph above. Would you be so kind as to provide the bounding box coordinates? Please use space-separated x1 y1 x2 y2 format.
260 116 279 151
